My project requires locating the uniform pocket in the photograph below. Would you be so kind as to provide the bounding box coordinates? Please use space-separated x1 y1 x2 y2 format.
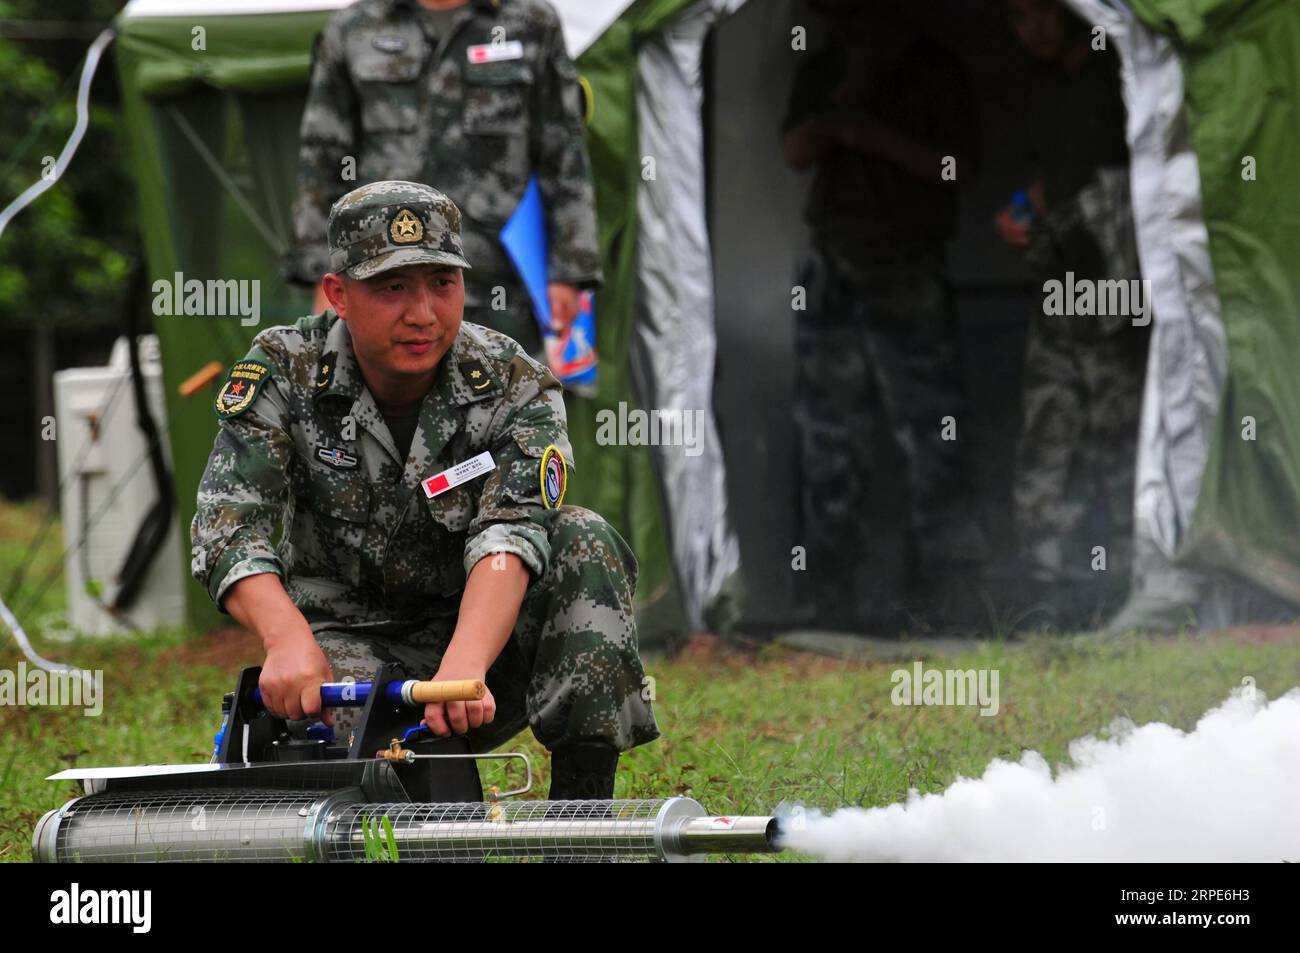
300 463 370 585
498 430 549 505
350 47 422 133
420 486 475 595
461 61 532 136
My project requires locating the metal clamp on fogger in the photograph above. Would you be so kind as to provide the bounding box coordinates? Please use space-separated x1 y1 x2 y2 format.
215 663 491 803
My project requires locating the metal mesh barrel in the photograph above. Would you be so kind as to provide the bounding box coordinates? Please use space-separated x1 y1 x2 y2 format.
32 789 341 863
35 791 776 863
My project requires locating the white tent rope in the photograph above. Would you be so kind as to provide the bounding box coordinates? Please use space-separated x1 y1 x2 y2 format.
0 594 96 690
0 27 116 241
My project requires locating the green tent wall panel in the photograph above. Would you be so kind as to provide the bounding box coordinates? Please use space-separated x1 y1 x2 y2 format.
1129 0 1300 601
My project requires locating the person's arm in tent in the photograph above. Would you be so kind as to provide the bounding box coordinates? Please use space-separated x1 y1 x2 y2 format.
287 19 357 300
782 58 835 172
529 9 601 336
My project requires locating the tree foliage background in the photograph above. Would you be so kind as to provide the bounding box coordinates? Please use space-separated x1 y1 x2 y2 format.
0 1 135 329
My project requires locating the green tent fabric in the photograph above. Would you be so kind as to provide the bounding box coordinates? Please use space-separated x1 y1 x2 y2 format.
113 0 701 633
1129 0 1300 602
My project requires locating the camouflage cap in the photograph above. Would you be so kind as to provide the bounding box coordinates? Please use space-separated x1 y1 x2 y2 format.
328 180 472 280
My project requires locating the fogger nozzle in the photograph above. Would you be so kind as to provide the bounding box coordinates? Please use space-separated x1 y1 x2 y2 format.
34 791 780 863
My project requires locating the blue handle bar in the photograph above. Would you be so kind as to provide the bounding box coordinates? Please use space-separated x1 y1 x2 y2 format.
253 680 411 709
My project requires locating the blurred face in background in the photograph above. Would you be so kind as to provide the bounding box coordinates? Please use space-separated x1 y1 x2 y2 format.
1007 0 1068 61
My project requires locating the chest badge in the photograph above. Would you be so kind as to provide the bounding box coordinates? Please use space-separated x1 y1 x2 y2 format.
467 41 524 64
317 447 359 470
423 451 496 499
372 35 408 54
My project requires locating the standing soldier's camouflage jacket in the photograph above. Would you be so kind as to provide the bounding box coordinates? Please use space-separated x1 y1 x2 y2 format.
192 314 575 624
286 0 602 302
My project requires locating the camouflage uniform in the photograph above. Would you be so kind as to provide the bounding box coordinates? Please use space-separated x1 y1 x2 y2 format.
784 35 987 620
1014 171 1150 590
1013 49 1151 595
794 246 988 610
1013 310 1148 587
194 181 657 754
287 0 601 356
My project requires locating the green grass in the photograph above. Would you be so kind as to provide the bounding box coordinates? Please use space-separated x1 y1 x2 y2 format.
2 500 1298 862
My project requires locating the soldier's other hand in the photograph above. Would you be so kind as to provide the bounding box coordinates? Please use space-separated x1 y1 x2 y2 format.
423 663 496 737
993 206 1032 252
547 283 581 336
826 112 885 153
260 633 334 725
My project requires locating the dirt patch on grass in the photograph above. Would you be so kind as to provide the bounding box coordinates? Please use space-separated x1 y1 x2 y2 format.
1203 624 1300 646
1178 624 1300 647
674 633 879 677
157 627 261 670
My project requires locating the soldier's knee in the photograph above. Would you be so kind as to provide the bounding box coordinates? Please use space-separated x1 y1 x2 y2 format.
544 505 638 589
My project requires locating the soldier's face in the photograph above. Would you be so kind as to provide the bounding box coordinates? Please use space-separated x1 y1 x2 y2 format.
327 264 464 380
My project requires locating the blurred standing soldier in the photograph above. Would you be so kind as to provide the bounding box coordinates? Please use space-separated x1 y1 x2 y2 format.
782 1 988 630
286 0 601 358
994 0 1150 626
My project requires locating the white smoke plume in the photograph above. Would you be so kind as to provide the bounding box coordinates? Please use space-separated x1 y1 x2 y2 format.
778 687 1300 862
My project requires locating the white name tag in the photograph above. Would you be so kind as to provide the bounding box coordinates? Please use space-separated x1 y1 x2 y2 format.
467 41 524 64
422 451 495 499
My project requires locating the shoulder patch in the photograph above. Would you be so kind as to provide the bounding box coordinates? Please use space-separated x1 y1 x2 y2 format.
215 360 272 420
539 445 567 509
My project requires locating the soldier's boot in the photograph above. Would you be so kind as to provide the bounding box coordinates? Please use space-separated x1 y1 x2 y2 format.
548 741 618 800
544 742 620 860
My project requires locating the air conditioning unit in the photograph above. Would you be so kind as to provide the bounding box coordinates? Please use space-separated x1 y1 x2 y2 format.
52 336 185 635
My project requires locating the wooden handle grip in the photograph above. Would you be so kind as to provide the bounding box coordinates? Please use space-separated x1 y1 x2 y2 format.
409 679 486 704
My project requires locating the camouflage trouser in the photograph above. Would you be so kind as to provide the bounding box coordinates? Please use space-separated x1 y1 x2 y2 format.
314 506 660 754
1013 317 1150 584
793 246 986 605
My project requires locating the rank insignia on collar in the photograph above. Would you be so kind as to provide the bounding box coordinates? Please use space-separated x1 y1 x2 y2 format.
315 354 336 391
459 359 494 393
539 445 567 509
317 446 359 470
215 360 272 420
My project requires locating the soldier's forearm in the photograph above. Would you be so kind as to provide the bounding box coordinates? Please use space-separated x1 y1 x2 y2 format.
443 553 530 673
224 572 315 651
